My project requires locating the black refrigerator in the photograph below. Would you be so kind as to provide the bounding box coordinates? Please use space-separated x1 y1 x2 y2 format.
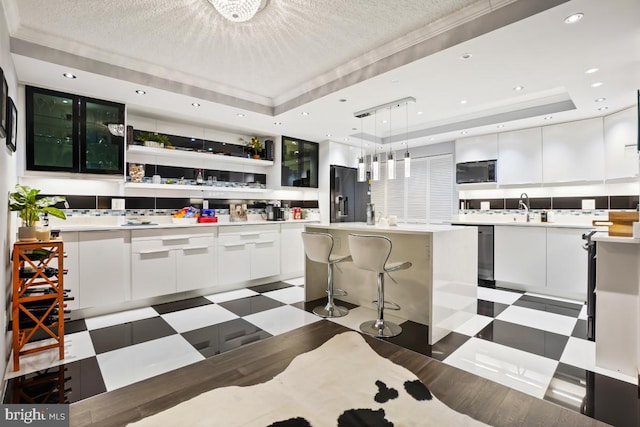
330 165 368 222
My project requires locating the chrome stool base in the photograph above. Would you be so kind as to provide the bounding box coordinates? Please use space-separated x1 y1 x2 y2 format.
359 320 402 338
313 304 349 318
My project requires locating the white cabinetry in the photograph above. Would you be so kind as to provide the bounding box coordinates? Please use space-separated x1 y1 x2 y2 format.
546 228 587 296
60 232 79 311
542 118 604 183
497 128 543 185
78 231 131 309
455 134 498 163
494 226 546 288
218 225 281 285
604 107 639 180
280 222 305 276
131 228 216 299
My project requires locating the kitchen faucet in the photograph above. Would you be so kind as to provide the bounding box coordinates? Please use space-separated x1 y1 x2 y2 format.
519 192 531 222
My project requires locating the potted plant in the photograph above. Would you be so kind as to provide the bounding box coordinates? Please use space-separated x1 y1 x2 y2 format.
9 185 66 241
241 137 264 159
135 132 172 148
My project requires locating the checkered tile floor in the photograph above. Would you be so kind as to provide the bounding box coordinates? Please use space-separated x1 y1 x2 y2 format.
4 279 638 427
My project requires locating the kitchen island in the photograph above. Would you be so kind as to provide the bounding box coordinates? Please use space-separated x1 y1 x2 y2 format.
304 223 478 344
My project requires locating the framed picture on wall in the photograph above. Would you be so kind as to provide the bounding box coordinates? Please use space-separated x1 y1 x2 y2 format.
6 97 17 152
0 67 7 138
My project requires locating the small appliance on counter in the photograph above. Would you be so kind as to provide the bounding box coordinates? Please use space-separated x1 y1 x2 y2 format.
266 205 284 221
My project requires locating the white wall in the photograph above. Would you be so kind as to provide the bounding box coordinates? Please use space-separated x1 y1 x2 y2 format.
1 1 19 388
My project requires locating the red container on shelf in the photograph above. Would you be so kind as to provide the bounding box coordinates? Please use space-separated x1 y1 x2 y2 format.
198 216 218 223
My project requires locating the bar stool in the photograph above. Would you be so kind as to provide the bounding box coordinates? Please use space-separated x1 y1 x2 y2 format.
301 232 351 318
348 234 412 337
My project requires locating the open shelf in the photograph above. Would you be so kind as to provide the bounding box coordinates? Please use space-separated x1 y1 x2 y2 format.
127 145 274 167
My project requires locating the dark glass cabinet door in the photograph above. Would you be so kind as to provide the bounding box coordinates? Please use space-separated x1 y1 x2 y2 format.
281 136 319 188
26 86 125 175
81 99 125 174
26 88 79 172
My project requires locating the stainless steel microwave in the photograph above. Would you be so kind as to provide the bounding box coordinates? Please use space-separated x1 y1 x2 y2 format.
456 160 497 184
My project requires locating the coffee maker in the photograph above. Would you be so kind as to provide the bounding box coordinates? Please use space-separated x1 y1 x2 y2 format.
266 204 284 221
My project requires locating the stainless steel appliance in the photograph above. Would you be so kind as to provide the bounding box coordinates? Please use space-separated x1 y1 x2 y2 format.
583 230 597 341
330 165 368 223
455 160 497 184
266 205 284 221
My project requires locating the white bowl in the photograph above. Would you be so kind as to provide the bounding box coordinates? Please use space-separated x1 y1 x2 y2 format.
171 217 198 224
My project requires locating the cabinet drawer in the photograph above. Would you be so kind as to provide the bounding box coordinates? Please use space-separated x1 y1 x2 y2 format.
132 234 213 253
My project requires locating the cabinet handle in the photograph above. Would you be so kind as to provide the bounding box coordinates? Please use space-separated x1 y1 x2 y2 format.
162 236 191 241
223 243 246 248
254 240 275 245
138 248 171 255
182 245 209 251
239 232 261 237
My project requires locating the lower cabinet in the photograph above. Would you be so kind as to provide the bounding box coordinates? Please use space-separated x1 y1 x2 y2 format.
280 223 305 276
78 230 131 309
494 225 590 300
131 229 216 299
494 226 547 288
218 225 281 286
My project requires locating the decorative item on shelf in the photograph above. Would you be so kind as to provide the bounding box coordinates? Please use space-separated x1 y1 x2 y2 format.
230 203 248 222
8 185 66 242
128 164 145 182
136 132 172 149
241 136 264 159
172 206 200 224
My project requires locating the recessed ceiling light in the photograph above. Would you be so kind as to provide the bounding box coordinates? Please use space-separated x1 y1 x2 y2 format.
497 124 505 128
460 100 468 105
63 73 76 79
461 131 468 135
326 134 332 137
135 90 146 95
62 100 69 104
585 68 599 74
338 99 347 103
417 111 423 116
598 106 609 111
513 86 524 91
191 102 200 107
391 79 400 84
460 53 473 60
190 138 196 142
344 138 349 141
591 82 603 88
274 122 282 125
544 116 553 120
382 120 388 124
595 97 606 102
564 13 584 24
352 127 358 131
429 137 435 141
236 113 245 117
301 112 310 116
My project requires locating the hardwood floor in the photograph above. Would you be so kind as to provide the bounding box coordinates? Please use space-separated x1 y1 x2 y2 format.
70 320 606 427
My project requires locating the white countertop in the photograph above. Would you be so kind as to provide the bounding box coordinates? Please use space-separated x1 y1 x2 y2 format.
305 222 464 234
55 219 318 232
592 231 640 244
450 218 599 229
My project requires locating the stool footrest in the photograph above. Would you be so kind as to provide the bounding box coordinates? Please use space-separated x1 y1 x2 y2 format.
330 289 348 297
372 300 401 311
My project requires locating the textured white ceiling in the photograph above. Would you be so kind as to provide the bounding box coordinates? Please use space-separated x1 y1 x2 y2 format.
4 0 640 147
9 0 483 101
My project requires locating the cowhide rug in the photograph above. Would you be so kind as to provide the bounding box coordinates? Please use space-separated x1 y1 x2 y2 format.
129 332 489 426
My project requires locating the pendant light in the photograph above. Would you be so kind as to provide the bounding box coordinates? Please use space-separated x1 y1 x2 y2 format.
387 106 396 180
404 102 411 178
357 117 366 182
372 110 380 181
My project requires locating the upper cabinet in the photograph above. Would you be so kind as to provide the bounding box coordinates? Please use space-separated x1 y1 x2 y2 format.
497 128 543 185
455 134 498 163
281 136 319 188
542 117 604 183
26 86 125 175
604 107 638 180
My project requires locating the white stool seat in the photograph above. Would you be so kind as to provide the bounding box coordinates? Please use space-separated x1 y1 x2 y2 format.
348 233 412 337
302 232 351 318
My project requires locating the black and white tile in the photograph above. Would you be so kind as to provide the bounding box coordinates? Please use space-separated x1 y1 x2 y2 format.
4 279 638 427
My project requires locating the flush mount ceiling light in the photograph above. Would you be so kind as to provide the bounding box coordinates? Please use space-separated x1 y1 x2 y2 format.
191 102 201 107
564 13 584 24
63 73 76 79
236 113 245 117
135 89 146 95
208 0 265 22
513 86 524 91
